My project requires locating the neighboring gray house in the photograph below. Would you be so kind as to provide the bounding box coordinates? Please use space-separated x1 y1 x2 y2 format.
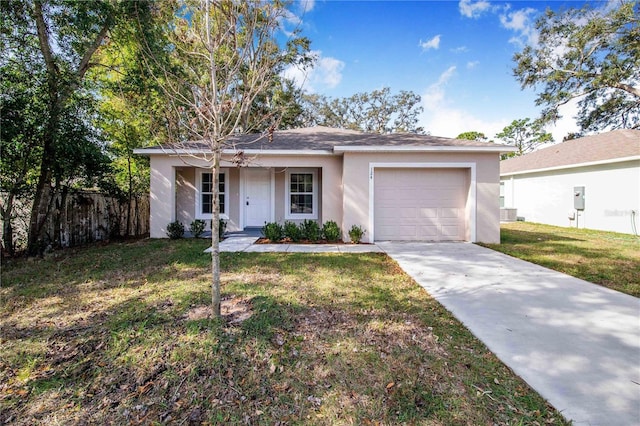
501 130 640 235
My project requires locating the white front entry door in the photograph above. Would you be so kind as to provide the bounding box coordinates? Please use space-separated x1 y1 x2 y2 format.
244 168 272 227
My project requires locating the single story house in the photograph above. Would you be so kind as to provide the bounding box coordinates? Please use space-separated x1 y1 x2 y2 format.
135 126 515 243
500 129 640 235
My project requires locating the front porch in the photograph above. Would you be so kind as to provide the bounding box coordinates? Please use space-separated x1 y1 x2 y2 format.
145 153 344 239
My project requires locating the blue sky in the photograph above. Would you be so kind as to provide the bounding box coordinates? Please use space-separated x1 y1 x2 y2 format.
282 0 607 142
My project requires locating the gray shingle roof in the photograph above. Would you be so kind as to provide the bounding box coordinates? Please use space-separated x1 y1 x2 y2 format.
138 126 511 152
500 129 640 175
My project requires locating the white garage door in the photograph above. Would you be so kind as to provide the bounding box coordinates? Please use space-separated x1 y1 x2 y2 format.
374 168 468 241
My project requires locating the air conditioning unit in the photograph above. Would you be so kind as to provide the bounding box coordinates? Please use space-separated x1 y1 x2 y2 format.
500 208 517 222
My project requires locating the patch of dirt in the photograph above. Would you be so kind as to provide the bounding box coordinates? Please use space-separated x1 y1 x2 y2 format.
182 296 253 324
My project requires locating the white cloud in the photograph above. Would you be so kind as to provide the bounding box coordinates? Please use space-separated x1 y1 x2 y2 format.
459 0 492 19
419 35 441 51
423 109 509 139
451 46 468 53
422 66 456 110
299 0 315 13
281 50 345 93
499 7 538 46
280 1 315 35
420 66 508 138
467 60 480 69
547 99 581 143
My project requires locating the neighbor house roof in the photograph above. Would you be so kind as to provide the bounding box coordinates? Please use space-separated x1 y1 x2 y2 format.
134 126 516 155
500 129 640 176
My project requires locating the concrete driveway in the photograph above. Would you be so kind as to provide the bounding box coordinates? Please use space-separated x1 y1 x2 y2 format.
378 242 640 426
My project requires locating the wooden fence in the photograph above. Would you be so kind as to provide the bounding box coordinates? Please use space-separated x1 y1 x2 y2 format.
1 191 149 253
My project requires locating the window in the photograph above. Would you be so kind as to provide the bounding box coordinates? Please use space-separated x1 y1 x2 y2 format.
499 181 505 208
196 169 228 219
285 169 317 219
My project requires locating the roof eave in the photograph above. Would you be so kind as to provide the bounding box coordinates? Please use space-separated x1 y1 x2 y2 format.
134 145 518 156
500 155 640 176
132 148 336 156
334 145 517 153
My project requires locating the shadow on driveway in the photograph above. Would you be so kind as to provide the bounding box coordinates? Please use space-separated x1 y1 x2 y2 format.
378 242 640 426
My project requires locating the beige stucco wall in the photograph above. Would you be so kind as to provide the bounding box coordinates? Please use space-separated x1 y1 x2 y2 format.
342 152 501 244
176 168 195 225
149 155 176 238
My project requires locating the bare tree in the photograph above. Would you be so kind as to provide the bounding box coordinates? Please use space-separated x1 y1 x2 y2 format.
142 0 310 317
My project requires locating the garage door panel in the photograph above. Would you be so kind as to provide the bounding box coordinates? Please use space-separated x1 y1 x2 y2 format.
418 225 439 239
376 207 397 219
440 207 461 218
418 208 438 218
441 225 463 238
397 208 418 219
379 225 417 240
374 168 468 241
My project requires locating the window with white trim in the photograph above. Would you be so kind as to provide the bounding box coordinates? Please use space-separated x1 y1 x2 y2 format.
285 169 317 219
499 181 505 208
196 169 228 219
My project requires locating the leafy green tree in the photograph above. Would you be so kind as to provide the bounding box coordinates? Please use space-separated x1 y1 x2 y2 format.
300 87 426 134
495 118 553 159
93 8 169 236
141 0 311 317
513 2 639 132
1 1 160 254
1 1 128 253
0 58 46 254
563 132 584 141
456 131 489 141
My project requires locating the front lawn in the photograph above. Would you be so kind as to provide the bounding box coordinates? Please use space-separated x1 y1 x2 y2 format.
1 239 567 425
482 222 640 297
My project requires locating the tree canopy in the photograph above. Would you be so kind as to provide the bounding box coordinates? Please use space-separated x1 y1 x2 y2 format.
513 2 640 132
1 0 128 253
456 131 489 142
495 118 553 159
299 88 425 134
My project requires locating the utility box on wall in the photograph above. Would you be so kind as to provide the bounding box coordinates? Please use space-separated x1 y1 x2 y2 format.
574 186 585 210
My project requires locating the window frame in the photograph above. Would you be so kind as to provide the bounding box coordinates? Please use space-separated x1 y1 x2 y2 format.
285 168 318 220
195 168 229 220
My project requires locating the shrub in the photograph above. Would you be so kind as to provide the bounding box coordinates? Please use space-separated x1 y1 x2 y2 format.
190 219 206 238
322 220 341 242
348 224 366 244
262 222 284 242
166 221 185 239
283 221 301 242
300 219 321 242
219 219 227 240
209 219 227 240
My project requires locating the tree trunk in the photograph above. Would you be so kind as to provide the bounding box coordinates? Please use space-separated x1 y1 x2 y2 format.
211 149 221 318
27 162 53 255
1 194 16 257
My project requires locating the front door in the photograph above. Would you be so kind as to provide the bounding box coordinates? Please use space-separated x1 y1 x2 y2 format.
245 168 272 227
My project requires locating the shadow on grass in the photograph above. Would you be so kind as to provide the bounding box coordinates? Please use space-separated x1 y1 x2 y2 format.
484 225 640 296
499 228 586 244
1 240 566 425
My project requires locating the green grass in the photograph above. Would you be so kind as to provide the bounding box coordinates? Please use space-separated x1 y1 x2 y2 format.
481 222 640 297
1 239 568 425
